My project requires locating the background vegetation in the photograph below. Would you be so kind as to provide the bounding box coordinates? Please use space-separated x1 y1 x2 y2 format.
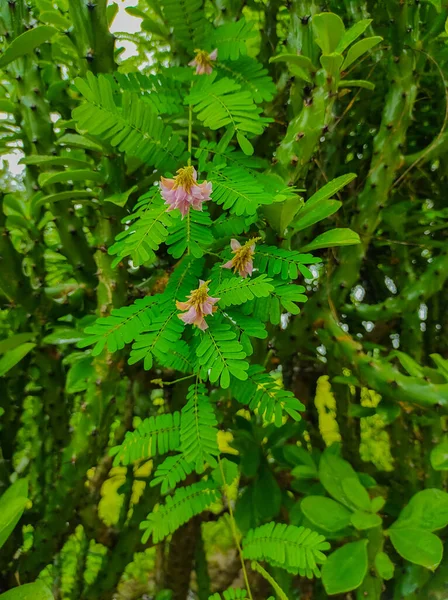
0 0 448 599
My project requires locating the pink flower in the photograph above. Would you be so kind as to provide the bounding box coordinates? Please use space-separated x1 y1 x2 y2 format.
188 49 218 75
176 280 220 331
160 166 212 218
222 238 260 278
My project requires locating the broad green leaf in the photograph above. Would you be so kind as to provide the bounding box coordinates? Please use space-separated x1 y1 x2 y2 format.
253 467 281 521
338 79 375 90
391 351 424 378
301 496 352 532
391 489 448 532
0 479 29 549
0 26 57 68
320 53 343 76
0 344 35 377
371 496 385 513
0 334 35 355
342 37 382 70
430 353 448 380
322 540 368 594
105 185 138 207
306 174 356 207
0 99 15 112
293 199 342 232
312 13 345 55
335 19 373 53
341 477 371 511
0 582 53 600
236 132 254 156
263 197 303 233
299 228 360 252
389 528 442 570
20 156 92 169
350 510 382 530
56 133 104 152
374 551 394 580
430 438 448 471
269 54 314 82
42 328 85 345
38 169 105 187
39 10 71 28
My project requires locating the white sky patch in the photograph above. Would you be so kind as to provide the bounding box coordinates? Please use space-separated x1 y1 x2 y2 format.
1 149 25 178
109 0 142 60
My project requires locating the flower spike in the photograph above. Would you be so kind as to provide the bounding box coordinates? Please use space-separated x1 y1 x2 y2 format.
189 49 218 75
176 280 220 330
222 237 260 278
160 166 212 218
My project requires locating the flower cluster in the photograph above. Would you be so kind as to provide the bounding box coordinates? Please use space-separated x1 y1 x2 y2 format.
189 49 218 75
222 238 259 278
176 280 219 331
160 166 212 217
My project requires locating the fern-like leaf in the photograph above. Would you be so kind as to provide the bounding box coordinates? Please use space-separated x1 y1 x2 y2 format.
181 382 219 473
212 19 256 60
111 72 184 115
110 412 181 465
154 339 194 373
197 320 248 389
231 365 305 425
220 310 267 356
150 453 194 494
166 207 214 259
213 274 274 308
109 192 173 267
78 296 157 355
216 57 276 103
141 481 219 543
73 72 186 169
255 246 319 280
185 72 270 136
164 256 205 302
242 281 308 325
211 166 274 216
129 306 184 370
242 522 330 578
160 0 210 51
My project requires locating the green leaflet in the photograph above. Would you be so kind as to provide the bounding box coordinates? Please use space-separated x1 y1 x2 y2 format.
0 26 57 68
231 365 305 425
180 382 219 472
322 540 368 594
110 412 181 465
78 296 157 355
166 208 213 258
212 274 274 308
150 454 194 494
0 582 54 600
242 522 330 578
129 306 185 370
140 481 219 543
196 321 249 388
185 72 271 140
73 73 186 169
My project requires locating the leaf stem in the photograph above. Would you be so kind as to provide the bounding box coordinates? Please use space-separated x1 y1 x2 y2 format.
218 456 253 600
188 82 193 166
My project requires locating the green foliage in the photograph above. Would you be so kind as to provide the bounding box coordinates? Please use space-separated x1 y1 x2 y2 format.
2 0 448 598
111 412 181 465
231 365 305 425
242 522 330 578
141 481 220 543
73 73 186 169
180 382 219 472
